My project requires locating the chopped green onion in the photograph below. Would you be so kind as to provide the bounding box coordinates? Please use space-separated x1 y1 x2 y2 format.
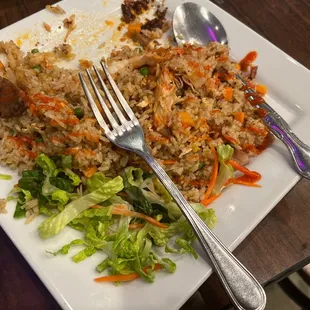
35 136 44 143
9 128 16 137
139 66 149 76
74 108 84 119
32 65 42 73
198 162 205 169
0 174 12 180
31 48 39 54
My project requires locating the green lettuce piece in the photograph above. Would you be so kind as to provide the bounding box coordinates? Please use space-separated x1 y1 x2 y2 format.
86 173 111 192
72 245 96 263
13 202 26 219
213 144 234 195
38 176 123 239
125 186 153 215
61 155 72 169
0 173 12 180
47 239 86 256
165 238 198 259
42 178 58 196
124 167 144 187
36 154 56 176
153 178 172 203
145 205 217 246
64 169 81 186
51 189 70 206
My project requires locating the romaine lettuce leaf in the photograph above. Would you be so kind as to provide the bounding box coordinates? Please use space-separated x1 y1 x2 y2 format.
124 167 144 187
213 144 234 195
86 173 111 192
38 176 123 239
36 154 56 176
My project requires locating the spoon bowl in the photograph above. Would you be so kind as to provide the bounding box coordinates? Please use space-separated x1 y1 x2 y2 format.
173 2 228 46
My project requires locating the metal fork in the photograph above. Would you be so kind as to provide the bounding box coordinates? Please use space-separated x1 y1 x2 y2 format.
79 62 266 310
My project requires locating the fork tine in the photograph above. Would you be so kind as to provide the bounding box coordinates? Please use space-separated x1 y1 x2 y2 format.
92 66 127 125
85 69 120 130
100 62 136 121
78 72 112 135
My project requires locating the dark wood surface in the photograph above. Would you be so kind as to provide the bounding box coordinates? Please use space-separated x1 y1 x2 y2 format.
0 0 309 309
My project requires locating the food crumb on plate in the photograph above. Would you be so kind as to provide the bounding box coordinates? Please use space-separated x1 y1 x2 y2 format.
46 4 66 14
63 14 77 42
79 59 93 69
0 199 7 214
43 22 52 32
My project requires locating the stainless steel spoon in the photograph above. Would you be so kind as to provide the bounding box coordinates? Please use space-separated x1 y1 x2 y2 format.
173 2 310 180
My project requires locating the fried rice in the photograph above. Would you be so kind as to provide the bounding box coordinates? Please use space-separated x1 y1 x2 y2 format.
0 40 271 202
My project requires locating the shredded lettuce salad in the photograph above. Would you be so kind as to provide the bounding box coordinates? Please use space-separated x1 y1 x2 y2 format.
9 150 227 283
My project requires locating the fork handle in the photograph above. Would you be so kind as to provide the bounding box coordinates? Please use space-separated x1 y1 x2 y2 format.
138 149 266 310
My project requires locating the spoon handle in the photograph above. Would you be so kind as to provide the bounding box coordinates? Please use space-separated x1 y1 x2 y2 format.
140 149 267 310
242 86 310 179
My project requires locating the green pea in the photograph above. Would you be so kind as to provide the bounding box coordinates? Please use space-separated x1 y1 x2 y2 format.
32 65 42 73
74 108 84 119
139 66 149 76
31 49 39 54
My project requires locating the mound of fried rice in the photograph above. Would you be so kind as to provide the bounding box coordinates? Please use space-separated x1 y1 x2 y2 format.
0 41 271 202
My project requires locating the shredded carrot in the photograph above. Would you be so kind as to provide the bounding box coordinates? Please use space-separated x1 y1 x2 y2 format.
178 111 194 128
90 205 103 209
255 84 267 96
247 125 266 136
218 55 228 62
68 132 100 143
211 109 221 114
129 223 145 229
201 146 218 204
233 178 262 187
188 61 199 69
201 194 220 207
94 264 162 283
162 160 177 165
225 178 261 188
146 134 169 144
188 179 209 187
112 206 168 229
83 166 97 178
223 134 238 145
223 87 233 101
229 160 261 181
0 61 4 70
235 63 241 70
242 143 259 154
234 112 245 124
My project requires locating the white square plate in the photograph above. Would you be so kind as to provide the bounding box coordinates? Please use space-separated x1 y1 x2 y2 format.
0 0 309 309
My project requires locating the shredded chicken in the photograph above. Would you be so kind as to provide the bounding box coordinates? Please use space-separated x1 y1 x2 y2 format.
232 149 250 166
63 14 77 42
153 68 179 128
46 4 66 14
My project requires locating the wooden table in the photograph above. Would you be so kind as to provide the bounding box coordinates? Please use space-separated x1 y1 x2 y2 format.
0 0 309 309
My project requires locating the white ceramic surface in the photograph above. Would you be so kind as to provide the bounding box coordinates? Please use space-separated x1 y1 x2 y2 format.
0 0 309 309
